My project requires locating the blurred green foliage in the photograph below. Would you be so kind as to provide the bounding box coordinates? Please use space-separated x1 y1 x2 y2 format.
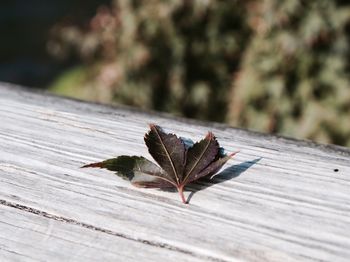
49 0 350 146
229 0 350 146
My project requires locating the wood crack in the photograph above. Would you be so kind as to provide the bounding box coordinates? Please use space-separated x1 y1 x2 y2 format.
0 199 227 262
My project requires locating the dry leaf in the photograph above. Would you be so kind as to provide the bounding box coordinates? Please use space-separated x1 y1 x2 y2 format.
82 124 238 203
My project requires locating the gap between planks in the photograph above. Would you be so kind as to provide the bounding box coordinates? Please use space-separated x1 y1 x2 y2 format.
0 199 226 262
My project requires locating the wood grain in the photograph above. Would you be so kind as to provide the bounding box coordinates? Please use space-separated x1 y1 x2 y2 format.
0 203 202 262
0 83 350 261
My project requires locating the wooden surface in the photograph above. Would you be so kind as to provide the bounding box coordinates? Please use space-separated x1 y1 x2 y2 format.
0 83 350 262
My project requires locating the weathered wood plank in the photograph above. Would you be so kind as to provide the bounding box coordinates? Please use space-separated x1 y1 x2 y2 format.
0 83 350 261
0 204 202 262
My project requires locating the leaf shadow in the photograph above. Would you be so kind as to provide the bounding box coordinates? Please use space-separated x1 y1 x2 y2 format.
185 157 262 204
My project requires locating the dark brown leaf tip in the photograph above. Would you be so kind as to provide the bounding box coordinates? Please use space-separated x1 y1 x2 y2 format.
228 151 240 158
205 131 215 140
81 162 104 168
82 125 238 204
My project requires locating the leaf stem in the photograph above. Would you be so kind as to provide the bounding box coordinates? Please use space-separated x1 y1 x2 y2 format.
178 185 187 204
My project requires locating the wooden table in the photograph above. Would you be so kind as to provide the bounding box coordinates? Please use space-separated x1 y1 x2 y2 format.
0 83 349 261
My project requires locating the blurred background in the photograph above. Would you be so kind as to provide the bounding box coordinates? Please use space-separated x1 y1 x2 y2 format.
1 0 350 147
